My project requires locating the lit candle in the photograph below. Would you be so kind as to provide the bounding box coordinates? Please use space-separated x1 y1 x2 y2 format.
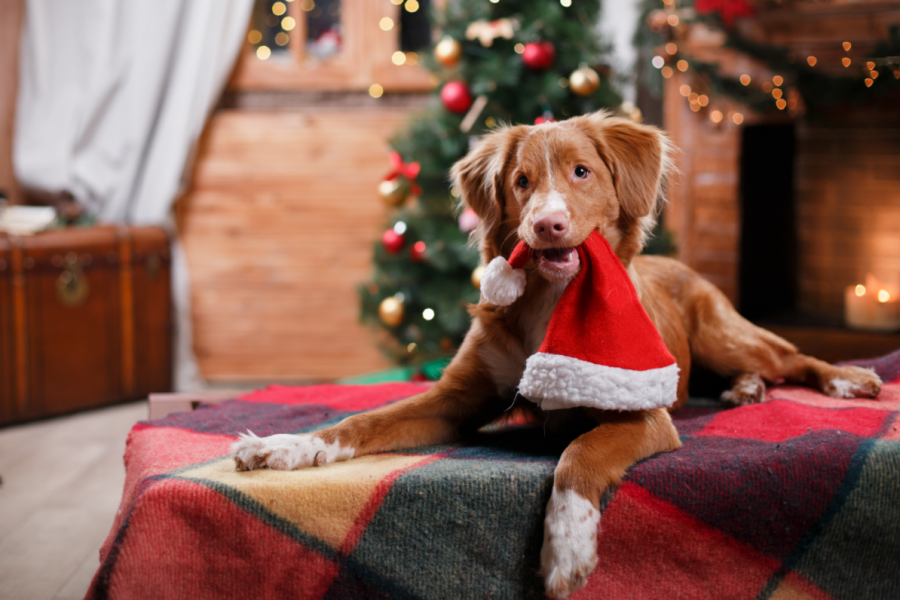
845 274 900 332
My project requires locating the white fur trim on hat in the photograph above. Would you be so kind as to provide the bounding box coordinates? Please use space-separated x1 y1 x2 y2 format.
480 255 526 306
519 352 680 411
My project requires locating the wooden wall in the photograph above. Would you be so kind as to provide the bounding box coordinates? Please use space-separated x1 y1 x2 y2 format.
178 108 414 381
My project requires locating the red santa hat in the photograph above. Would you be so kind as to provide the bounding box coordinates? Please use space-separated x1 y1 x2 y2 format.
480 231 679 411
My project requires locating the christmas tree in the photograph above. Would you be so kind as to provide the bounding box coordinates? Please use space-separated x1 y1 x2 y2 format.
360 0 625 369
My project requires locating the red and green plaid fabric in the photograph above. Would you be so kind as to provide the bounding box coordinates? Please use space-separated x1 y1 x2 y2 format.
87 352 900 600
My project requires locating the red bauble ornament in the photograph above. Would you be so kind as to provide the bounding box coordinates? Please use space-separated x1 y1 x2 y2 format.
441 81 473 114
382 229 405 254
522 41 556 70
410 241 427 262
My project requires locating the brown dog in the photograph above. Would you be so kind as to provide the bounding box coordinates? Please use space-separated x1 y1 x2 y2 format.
231 111 882 598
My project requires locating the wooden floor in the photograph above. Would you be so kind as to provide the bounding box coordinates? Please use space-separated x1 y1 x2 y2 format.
0 401 147 600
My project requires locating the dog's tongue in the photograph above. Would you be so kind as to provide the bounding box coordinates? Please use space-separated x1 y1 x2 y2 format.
541 247 577 263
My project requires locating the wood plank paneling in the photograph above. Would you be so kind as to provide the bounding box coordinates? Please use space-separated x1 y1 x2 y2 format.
179 109 413 381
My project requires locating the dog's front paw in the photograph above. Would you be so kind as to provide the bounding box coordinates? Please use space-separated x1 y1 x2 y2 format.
541 488 600 599
721 373 766 406
231 432 353 471
824 366 882 399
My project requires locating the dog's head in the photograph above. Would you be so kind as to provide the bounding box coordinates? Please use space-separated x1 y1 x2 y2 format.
451 111 672 282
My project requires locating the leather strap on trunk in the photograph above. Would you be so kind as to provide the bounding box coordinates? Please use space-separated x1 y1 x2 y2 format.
117 226 135 397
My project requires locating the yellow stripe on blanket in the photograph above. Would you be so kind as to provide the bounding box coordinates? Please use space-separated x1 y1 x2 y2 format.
178 454 427 549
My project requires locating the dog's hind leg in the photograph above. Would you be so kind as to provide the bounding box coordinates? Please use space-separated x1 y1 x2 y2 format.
685 280 882 402
541 408 681 598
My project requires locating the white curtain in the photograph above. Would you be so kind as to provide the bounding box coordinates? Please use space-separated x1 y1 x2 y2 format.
14 0 254 390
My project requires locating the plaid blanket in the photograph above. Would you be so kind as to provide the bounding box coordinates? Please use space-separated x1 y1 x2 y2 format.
87 352 900 600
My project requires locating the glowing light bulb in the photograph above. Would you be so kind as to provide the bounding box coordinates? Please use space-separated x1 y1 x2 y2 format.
423 308 435 320
666 43 677 55
677 60 688 72
379 17 394 31
369 84 384 98
807 56 817 67
878 290 891 303
394 221 407 235
710 110 723 123
652 56 665 69
740 74 751 85
855 285 866 297
732 113 744 125
773 75 783 86
679 85 691 97
843 41 851 51
842 57 851 67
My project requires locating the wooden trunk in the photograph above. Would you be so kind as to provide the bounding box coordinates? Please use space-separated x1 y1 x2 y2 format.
0 225 172 425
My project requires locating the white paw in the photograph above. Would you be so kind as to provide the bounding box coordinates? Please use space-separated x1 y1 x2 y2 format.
230 432 354 471
541 488 600 599
720 374 766 406
825 367 882 399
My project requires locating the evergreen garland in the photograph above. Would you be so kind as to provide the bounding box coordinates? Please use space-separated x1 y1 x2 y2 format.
637 1 900 121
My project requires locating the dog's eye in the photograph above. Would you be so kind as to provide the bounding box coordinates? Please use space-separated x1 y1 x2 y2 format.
574 166 589 179
517 175 529 189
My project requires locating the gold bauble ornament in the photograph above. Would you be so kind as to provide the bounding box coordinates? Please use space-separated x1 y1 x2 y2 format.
378 296 405 327
471 264 486 289
569 66 600 97
434 36 462 67
378 177 409 207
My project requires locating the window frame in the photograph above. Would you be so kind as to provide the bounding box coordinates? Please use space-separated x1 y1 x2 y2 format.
229 0 433 92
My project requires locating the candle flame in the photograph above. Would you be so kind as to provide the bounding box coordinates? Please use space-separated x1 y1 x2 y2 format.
878 289 891 303
855 285 866 297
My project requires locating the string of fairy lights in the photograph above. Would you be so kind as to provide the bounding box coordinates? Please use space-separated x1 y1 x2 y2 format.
645 0 900 125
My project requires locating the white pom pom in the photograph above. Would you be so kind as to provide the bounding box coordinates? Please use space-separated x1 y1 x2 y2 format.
480 255 526 306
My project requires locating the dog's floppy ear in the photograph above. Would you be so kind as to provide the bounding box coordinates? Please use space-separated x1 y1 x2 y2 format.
585 112 673 220
450 125 527 258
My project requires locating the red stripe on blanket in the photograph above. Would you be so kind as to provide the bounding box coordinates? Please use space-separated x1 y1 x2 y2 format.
99 427 235 562
339 455 441 556
239 383 429 411
767 383 900 411
578 482 783 600
104 479 339 600
695 400 889 443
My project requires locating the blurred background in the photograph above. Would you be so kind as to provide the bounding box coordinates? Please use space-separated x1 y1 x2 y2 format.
1 0 900 427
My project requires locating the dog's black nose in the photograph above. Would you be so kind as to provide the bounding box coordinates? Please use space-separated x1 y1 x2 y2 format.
533 213 569 243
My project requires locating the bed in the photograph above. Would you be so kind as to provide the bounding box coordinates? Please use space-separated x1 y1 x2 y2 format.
86 351 900 599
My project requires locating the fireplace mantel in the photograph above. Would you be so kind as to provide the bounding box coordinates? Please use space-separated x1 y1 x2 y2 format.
661 2 900 308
